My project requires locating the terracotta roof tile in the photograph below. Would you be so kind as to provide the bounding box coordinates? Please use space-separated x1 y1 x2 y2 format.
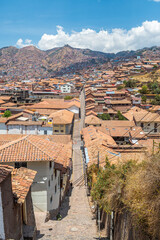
49 109 74 124
11 167 37 204
0 135 71 170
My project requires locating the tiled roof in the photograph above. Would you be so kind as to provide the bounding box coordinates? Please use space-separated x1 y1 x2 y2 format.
86 110 97 116
33 109 57 116
81 126 117 147
11 167 37 204
49 109 74 124
0 164 13 184
134 111 160 123
0 134 24 146
102 120 135 128
39 134 72 145
0 96 12 101
85 115 101 125
7 120 42 126
27 99 80 110
0 135 71 169
0 99 5 105
1 102 17 107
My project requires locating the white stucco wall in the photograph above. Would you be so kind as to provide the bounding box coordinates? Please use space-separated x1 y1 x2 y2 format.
60 85 71 93
137 122 160 133
47 168 60 211
0 188 5 240
0 123 7 134
28 161 49 212
38 126 53 135
0 161 61 213
2 124 53 135
8 125 21 134
28 161 60 212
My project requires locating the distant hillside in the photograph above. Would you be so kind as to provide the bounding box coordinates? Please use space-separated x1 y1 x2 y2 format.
0 45 113 77
0 44 160 78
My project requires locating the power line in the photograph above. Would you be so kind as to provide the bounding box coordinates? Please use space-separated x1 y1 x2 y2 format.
99 121 160 165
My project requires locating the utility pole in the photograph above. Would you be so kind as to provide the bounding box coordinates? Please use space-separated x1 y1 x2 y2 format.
153 139 155 155
97 151 101 240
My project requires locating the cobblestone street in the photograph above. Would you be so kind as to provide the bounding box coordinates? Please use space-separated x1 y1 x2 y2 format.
36 92 98 239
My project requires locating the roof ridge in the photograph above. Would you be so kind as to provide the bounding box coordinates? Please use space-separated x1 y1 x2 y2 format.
26 135 54 160
0 135 28 151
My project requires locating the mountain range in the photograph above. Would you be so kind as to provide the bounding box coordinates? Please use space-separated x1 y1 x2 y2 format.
0 44 160 77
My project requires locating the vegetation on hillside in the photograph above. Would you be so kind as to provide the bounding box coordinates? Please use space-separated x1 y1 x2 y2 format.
88 154 160 239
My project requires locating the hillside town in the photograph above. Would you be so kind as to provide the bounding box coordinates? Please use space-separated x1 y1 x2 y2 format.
0 45 160 240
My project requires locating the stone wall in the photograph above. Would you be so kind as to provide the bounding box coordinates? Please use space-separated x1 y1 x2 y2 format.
100 209 150 240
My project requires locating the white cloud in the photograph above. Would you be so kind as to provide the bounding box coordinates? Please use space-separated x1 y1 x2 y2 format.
17 20 160 53
152 0 160 2
16 38 33 48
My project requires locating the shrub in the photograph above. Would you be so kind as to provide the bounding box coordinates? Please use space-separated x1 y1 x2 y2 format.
64 96 73 100
2 110 11 118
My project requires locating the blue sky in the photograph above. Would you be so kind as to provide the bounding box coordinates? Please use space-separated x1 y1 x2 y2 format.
1 0 160 52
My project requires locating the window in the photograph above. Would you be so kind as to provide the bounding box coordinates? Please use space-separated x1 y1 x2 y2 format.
54 169 57 178
61 130 64 133
154 123 158 132
15 162 27 169
49 161 52 169
50 196 52 203
54 130 59 133
55 184 57 193
44 130 47 135
48 180 50 187
58 176 60 186
51 174 53 181
141 123 144 128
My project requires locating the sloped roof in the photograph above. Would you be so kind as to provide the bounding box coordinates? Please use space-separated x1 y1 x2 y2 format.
85 115 102 125
134 111 160 123
49 109 74 124
0 134 24 146
6 121 42 126
86 110 97 116
1 102 17 107
0 164 13 184
102 120 135 128
28 99 80 110
11 167 37 204
0 135 71 169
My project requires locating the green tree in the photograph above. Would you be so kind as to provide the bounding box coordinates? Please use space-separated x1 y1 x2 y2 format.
2 110 11 118
141 95 147 103
101 113 110 120
117 111 126 120
124 79 137 88
151 94 160 105
153 65 158 69
117 85 124 90
140 85 148 94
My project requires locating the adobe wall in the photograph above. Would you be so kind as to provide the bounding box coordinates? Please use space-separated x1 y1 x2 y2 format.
1 174 22 240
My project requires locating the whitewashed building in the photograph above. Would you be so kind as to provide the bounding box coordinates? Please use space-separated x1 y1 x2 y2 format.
0 135 71 219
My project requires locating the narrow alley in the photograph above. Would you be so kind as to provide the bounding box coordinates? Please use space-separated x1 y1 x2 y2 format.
36 90 98 240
